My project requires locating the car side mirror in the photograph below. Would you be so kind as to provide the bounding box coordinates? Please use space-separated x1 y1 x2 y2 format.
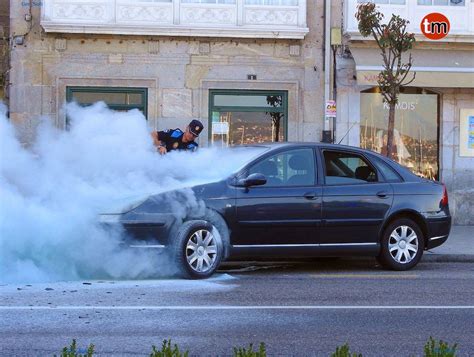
237 173 267 187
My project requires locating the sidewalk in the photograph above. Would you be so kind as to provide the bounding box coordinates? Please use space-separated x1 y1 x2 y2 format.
424 225 474 262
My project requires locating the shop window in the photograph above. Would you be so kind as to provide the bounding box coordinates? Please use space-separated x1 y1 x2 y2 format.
66 87 148 117
245 0 298 5
182 0 235 3
138 0 172 2
209 90 288 147
417 0 465 5
360 87 439 180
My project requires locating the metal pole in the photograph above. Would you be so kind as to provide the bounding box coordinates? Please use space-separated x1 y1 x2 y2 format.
323 0 332 142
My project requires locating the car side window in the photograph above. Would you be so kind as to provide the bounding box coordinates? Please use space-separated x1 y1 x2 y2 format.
248 148 315 187
323 150 378 185
372 156 403 182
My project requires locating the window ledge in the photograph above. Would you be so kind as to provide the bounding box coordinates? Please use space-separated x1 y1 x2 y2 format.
41 22 309 39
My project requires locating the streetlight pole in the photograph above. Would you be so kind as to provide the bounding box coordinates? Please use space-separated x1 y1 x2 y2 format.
323 0 333 143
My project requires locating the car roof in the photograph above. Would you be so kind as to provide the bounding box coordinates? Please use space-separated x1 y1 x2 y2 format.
239 141 375 155
237 142 420 182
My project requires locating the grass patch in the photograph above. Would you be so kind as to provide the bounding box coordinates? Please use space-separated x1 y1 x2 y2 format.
233 342 266 357
150 339 189 357
331 343 362 357
55 339 94 357
423 337 458 357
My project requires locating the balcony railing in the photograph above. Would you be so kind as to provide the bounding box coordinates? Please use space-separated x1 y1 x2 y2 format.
345 0 474 42
41 0 309 39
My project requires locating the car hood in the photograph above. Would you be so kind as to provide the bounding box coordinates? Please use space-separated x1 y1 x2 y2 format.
100 193 151 214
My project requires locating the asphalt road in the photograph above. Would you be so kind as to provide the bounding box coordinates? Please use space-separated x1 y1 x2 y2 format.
1 259 473 357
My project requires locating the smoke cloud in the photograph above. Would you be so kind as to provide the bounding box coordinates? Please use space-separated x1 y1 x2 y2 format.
0 101 261 283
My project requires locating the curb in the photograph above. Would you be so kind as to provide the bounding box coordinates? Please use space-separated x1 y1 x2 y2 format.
422 254 474 263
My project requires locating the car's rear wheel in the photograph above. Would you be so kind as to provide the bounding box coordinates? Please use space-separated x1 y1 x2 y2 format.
378 218 424 271
171 220 223 279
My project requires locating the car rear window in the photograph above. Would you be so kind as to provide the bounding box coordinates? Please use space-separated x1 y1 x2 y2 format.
371 156 403 183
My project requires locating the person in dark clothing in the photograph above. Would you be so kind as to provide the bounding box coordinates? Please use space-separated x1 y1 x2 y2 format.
151 119 204 154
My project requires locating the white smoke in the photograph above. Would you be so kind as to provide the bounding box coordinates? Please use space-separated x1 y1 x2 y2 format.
0 101 263 283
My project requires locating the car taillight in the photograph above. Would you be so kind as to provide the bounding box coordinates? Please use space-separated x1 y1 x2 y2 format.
441 184 449 207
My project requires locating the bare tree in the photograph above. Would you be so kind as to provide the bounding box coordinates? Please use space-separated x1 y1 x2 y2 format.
266 95 283 142
356 2 416 159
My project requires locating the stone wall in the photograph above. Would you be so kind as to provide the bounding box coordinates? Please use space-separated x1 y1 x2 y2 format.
439 88 474 225
0 0 9 100
8 0 337 146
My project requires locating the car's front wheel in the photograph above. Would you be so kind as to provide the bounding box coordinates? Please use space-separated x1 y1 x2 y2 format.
171 220 223 279
378 218 424 271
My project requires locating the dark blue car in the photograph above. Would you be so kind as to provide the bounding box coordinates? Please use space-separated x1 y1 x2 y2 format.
100 143 451 278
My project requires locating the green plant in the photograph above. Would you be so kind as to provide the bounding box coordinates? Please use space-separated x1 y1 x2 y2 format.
150 339 189 357
331 343 362 357
233 342 266 357
55 339 94 357
423 337 458 357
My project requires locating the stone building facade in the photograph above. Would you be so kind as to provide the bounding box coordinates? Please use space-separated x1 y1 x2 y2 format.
8 0 342 147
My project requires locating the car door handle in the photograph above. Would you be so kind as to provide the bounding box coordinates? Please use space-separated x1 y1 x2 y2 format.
376 191 389 198
304 192 318 200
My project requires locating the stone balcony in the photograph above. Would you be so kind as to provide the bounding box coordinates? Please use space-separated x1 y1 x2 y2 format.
41 0 309 39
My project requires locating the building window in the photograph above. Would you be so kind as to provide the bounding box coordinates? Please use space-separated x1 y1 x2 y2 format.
209 90 288 147
417 0 465 5
245 0 298 5
360 87 440 180
66 87 148 117
357 0 406 4
137 0 172 2
182 0 236 3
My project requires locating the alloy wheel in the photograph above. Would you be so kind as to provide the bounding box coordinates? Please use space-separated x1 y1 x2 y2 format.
185 229 218 273
388 225 419 264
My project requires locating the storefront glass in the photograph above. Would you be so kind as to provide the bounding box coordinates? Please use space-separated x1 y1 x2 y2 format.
209 90 287 147
66 87 148 116
360 88 439 180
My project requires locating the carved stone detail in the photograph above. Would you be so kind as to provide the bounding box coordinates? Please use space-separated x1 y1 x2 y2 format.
199 42 210 54
117 5 172 23
148 40 160 54
289 44 300 56
245 9 298 25
52 3 107 21
54 38 67 51
182 7 235 24
108 54 123 64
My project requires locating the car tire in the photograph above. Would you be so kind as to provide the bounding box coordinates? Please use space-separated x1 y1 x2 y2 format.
170 220 224 279
378 218 424 271
189 209 231 261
